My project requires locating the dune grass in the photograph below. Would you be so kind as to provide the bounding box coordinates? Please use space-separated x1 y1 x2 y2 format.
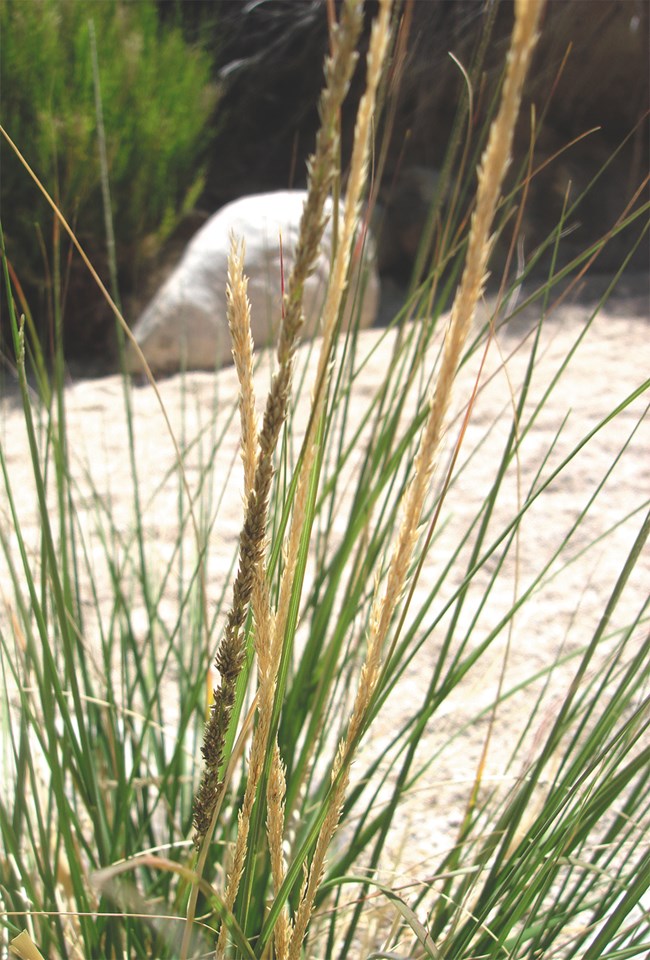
1 0 650 956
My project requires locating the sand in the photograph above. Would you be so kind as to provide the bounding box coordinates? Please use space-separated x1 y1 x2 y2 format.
1 271 648 937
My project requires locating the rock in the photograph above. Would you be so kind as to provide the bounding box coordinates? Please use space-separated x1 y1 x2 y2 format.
127 190 380 375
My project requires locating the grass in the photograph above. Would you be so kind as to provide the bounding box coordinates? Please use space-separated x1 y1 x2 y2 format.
1 0 650 957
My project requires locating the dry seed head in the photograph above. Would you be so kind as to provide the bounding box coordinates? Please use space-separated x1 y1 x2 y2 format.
275 0 389 677
284 2 394 954
193 0 365 874
286 0 545 947
267 741 291 959
227 235 258 497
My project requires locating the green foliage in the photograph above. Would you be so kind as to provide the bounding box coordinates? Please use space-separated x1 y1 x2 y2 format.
0 0 217 290
1 2 649 958
1 198 649 958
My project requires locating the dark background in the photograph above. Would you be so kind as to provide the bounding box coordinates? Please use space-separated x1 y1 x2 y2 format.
149 0 649 309
5 0 650 364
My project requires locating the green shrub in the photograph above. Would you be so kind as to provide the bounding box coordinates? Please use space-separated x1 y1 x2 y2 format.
0 0 217 317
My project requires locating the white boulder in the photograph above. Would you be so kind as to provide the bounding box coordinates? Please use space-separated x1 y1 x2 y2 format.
127 190 380 375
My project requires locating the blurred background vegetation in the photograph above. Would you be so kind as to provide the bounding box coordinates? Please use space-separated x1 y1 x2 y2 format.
0 0 218 356
1 0 648 364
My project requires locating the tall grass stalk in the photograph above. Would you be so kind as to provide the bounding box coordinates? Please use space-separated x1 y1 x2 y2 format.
278 1 544 952
190 3 368 953
2 0 650 957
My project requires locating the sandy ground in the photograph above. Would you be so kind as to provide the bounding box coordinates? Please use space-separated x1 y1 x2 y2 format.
1 271 648 935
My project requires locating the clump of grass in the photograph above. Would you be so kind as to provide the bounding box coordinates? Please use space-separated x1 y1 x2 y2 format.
193 0 365 850
1 0 650 958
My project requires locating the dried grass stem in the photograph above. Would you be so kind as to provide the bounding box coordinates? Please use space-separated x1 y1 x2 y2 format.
193 9 365 950
287 0 545 953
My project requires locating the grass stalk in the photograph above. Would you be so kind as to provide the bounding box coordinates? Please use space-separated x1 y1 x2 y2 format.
2 0 649 956
189 3 366 951
285 0 546 954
